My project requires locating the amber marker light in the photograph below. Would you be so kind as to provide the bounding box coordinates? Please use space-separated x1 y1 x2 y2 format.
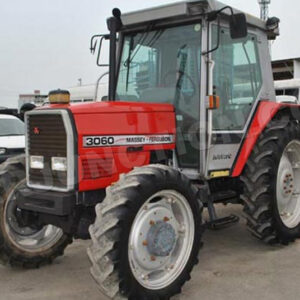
49 89 70 104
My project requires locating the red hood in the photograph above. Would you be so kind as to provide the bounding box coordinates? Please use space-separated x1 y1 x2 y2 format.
38 101 174 114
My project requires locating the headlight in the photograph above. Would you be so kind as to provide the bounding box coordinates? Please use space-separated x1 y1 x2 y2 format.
51 157 67 171
0 148 6 155
30 156 44 169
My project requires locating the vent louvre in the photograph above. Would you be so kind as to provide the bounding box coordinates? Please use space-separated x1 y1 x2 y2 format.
82 158 113 180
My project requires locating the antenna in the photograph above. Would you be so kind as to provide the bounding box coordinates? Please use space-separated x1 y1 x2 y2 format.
258 0 271 21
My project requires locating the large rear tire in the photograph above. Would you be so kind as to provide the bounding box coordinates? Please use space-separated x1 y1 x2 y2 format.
241 114 300 244
0 155 72 268
88 165 203 299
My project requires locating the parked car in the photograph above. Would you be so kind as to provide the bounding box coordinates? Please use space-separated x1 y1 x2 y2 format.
0 114 25 163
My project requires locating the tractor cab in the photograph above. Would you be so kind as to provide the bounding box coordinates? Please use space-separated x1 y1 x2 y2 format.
96 0 280 180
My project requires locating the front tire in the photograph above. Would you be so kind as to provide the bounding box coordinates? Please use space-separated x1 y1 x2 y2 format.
0 155 72 268
88 165 203 299
241 114 300 244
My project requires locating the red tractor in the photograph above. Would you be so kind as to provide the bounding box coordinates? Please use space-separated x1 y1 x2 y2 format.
0 0 297 299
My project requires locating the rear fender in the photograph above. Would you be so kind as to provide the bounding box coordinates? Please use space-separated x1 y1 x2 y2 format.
231 101 300 177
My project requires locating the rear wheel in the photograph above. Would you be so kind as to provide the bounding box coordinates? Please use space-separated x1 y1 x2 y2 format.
241 114 300 244
0 156 72 268
88 165 203 299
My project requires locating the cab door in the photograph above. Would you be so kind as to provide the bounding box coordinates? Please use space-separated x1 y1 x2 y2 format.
206 25 264 177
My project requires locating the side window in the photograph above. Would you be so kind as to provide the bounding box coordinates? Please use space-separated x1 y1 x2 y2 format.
212 27 262 130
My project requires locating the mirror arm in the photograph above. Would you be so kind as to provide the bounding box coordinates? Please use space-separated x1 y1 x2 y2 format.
202 16 221 55
90 34 110 67
207 6 234 22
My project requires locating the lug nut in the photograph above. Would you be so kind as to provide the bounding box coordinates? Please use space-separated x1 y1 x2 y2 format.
150 256 156 261
141 274 149 281
163 217 170 222
142 240 148 246
150 220 155 226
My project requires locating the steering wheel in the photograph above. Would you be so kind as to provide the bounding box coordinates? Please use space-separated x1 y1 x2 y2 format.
162 70 196 103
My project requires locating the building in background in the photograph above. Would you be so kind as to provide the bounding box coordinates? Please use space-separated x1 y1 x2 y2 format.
17 81 108 110
272 57 300 81
18 90 47 111
272 58 300 104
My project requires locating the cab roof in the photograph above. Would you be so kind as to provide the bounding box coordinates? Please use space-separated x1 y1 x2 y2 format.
121 0 267 32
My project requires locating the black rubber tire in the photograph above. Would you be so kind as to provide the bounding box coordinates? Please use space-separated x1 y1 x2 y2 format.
0 155 72 268
240 113 300 245
88 164 203 300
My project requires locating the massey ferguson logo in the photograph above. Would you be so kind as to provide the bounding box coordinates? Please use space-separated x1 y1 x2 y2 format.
213 154 232 161
33 127 40 135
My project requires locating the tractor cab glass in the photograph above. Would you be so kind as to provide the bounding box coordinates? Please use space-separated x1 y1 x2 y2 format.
212 27 262 130
116 23 202 168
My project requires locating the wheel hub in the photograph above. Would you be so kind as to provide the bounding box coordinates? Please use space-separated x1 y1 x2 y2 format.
128 190 195 290
147 221 176 257
277 141 300 228
279 167 294 200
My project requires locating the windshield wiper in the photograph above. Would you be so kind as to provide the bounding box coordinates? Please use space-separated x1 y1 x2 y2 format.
124 24 153 68
147 29 165 48
125 36 134 92
123 25 153 92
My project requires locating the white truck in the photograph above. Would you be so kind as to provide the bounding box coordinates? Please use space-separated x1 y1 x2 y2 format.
0 114 25 163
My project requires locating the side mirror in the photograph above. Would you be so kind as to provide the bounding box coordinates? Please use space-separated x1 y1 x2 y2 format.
230 13 248 39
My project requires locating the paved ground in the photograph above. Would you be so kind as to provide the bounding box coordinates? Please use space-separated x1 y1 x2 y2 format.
1 204 300 300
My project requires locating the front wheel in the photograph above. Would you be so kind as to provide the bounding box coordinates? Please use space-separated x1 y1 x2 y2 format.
0 156 72 268
88 165 203 299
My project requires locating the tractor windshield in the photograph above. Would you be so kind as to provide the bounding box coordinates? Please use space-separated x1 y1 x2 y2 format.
116 23 201 119
116 23 202 168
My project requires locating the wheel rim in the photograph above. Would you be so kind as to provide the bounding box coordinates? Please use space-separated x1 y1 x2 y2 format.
128 190 195 290
3 180 64 253
277 140 300 229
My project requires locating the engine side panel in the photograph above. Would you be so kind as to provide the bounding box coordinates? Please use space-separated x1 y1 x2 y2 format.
74 108 176 191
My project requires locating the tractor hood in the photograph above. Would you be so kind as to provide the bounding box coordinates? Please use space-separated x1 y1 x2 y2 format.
42 101 174 115
35 101 176 191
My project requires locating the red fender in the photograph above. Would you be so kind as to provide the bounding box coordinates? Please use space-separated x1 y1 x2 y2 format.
231 101 300 177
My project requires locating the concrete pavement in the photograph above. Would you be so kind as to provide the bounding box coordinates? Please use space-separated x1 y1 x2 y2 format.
1 204 300 300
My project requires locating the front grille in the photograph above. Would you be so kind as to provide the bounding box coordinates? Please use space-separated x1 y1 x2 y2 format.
27 112 69 190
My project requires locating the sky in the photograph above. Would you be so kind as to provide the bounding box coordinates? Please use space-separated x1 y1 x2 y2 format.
0 0 299 108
